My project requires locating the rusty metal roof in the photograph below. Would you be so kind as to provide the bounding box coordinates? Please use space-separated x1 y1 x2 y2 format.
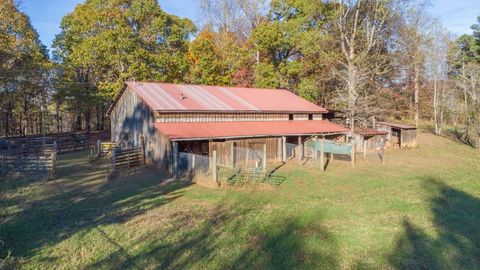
356 128 389 136
123 81 327 113
377 122 417 130
154 120 349 140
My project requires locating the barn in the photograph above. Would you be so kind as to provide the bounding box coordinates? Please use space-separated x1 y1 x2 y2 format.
107 82 350 176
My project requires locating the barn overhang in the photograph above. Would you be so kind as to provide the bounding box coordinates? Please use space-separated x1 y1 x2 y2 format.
154 120 349 141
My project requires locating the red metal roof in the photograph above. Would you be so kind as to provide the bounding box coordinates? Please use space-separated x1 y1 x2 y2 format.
125 81 327 113
377 122 416 130
356 128 389 136
154 120 349 140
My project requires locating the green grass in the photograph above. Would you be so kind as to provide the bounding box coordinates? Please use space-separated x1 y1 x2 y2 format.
1 131 480 269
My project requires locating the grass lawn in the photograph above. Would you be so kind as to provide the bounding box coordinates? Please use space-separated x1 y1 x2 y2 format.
1 131 480 269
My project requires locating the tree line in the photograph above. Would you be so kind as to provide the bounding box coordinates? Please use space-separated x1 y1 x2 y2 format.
1 0 480 146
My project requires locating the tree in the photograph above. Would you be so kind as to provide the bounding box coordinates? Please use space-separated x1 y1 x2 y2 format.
330 0 393 131
53 0 195 130
424 21 450 135
394 2 431 127
187 30 229 85
0 0 51 137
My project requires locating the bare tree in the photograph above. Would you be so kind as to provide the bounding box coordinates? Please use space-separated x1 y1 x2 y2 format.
332 0 391 132
458 62 480 148
198 0 267 38
424 21 450 135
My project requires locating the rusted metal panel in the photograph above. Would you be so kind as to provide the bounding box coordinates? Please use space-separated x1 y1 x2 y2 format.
124 81 328 113
154 120 349 140
377 122 416 130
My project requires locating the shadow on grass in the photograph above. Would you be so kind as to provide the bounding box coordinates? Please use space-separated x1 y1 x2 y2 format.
389 177 480 269
84 204 339 270
0 153 191 261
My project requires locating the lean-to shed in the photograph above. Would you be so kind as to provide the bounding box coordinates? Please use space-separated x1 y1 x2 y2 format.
376 122 417 148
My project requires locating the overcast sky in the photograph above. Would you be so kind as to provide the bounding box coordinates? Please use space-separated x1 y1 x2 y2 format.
20 0 480 52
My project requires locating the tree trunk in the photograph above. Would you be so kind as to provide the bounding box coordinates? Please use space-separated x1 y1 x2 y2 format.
433 80 439 135
414 64 420 127
347 62 357 133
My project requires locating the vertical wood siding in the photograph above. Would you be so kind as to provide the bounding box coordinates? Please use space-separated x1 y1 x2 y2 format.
110 88 171 170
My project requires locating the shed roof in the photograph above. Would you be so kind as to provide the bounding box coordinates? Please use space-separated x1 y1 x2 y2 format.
377 122 417 130
110 81 327 114
154 120 349 140
356 128 389 136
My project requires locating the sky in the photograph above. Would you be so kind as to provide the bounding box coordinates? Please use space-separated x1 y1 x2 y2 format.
19 0 480 52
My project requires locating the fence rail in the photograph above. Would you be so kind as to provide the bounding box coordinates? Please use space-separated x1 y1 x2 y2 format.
107 147 145 180
0 147 57 178
0 131 111 154
226 169 286 187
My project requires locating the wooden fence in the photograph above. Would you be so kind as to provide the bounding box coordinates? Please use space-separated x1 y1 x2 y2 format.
0 130 111 154
107 148 145 180
0 146 57 178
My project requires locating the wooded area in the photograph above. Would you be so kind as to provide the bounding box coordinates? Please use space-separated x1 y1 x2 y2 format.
1 0 480 147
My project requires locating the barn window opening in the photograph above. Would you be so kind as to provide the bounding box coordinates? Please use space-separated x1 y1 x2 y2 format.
289 114 294 120
308 114 313 120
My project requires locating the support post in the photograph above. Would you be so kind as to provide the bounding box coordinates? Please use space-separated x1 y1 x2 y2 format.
192 153 196 171
381 135 385 164
262 144 267 172
212 150 217 183
320 137 325 172
363 136 367 158
97 139 101 157
172 141 178 178
351 139 355 168
231 143 234 169
245 147 249 167
282 136 286 162
298 136 303 162
314 135 318 160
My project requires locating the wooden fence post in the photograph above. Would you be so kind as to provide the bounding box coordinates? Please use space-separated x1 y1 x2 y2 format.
314 135 318 160
282 136 286 162
212 150 217 183
110 148 116 178
51 151 57 177
172 142 178 178
320 137 325 172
